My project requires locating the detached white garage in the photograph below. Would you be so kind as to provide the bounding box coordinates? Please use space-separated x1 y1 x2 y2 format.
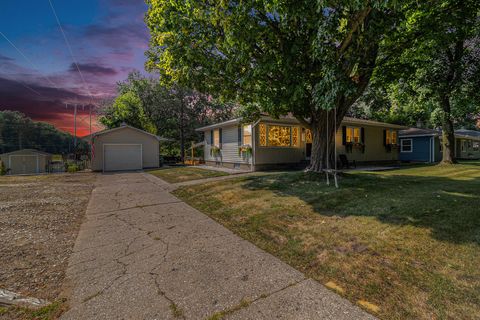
90 125 163 172
0 149 52 175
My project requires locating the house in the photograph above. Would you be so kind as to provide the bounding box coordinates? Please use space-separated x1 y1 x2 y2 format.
196 115 406 171
399 128 480 163
0 149 52 175
89 124 167 172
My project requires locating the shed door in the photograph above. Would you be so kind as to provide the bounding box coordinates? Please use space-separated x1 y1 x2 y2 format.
9 155 38 174
104 144 142 172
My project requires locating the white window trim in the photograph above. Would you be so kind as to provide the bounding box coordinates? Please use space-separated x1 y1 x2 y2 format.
400 139 413 153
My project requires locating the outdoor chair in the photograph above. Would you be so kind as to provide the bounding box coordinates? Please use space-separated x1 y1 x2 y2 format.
338 154 356 169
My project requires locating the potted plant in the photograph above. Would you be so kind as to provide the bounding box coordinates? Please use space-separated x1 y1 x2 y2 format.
238 145 252 157
210 146 221 157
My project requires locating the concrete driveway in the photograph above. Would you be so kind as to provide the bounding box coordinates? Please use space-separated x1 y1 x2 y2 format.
61 172 375 320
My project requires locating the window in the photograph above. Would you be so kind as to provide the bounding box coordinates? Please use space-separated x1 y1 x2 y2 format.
242 125 252 145
292 127 299 146
268 125 291 147
305 129 313 143
400 139 412 152
259 124 267 146
461 140 467 152
346 126 360 143
213 129 220 147
386 129 398 145
474 142 479 151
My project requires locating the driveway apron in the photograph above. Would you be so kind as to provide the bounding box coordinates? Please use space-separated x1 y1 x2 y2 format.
61 172 375 320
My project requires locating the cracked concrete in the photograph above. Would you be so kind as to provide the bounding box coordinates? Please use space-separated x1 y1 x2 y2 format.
61 172 375 320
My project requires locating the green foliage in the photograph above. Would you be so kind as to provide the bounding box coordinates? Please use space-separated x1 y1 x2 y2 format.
100 71 235 157
0 111 87 154
99 91 156 134
145 0 411 170
66 163 79 173
0 160 6 175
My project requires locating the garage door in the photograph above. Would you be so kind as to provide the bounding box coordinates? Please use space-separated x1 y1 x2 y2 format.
104 144 142 171
9 155 38 175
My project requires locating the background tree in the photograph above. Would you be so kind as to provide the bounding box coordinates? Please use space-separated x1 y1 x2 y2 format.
100 72 235 160
0 110 85 154
145 0 409 171
367 0 480 163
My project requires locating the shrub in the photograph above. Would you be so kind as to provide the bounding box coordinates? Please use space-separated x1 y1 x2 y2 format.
0 160 6 175
67 164 79 173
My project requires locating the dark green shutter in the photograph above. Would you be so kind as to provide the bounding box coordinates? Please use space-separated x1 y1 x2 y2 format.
361 127 365 144
383 129 387 146
238 126 242 146
219 128 223 148
210 130 214 145
342 126 347 145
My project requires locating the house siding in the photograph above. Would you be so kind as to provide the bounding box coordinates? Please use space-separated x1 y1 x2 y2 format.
0 149 51 174
456 138 480 159
204 125 251 165
399 136 433 162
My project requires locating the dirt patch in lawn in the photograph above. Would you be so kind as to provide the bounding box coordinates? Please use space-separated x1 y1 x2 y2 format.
0 173 95 319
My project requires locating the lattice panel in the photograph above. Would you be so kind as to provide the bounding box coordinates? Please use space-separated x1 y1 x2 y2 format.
292 127 299 146
259 124 267 146
305 129 313 143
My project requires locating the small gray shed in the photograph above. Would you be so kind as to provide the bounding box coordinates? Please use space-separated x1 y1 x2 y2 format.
0 149 52 175
90 125 165 172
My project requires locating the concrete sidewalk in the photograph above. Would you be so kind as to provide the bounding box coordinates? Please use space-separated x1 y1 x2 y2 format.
62 172 375 320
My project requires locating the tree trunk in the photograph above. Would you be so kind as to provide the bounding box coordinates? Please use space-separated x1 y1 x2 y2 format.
308 109 344 172
440 96 457 164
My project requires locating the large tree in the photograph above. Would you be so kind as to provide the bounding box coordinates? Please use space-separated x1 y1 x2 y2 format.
145 0 408 171
371 0 480 163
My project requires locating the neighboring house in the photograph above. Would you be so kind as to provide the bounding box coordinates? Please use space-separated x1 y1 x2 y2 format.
88 124 167 172
399 128 480 163
196 115 406 171
0 149 52 175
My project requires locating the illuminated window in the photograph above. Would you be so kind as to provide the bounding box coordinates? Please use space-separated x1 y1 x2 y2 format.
259 124 267 146
292 127 299 146
305 129 313 143
353 128 360 143
243 125 252 145
386 129 397 145
213 129 220 147
268 125 291 147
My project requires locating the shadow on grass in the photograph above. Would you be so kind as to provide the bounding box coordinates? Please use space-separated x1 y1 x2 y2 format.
241 167 480 245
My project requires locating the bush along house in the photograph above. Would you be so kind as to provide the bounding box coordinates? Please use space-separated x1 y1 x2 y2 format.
196 115 406 171
399 128 480 163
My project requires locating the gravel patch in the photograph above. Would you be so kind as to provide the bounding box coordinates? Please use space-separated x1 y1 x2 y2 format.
0 173 95 318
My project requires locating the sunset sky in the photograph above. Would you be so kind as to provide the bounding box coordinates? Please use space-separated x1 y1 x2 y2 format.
0 0 149 136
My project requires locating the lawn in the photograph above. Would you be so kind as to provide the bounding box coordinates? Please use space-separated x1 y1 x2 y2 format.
148 166 229 183
174 161 480 320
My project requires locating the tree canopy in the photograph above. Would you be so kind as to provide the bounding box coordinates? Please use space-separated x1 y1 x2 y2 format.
0 110 85 154
145 0 409 170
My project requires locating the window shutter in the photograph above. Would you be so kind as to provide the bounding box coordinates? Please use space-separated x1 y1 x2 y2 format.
219 128 223 149
342 126 347 145
383 129 387 146
210 130 214 145
361 127 365 144
238 125 242 146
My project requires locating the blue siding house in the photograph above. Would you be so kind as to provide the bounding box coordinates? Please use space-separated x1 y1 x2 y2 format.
399 128 480 163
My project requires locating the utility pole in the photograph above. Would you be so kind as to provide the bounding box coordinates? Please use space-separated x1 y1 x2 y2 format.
74 104 77 147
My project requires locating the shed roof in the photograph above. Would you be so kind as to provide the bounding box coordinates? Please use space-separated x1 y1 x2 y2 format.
87 125 171 142
0 149 52 156
400 128 480 141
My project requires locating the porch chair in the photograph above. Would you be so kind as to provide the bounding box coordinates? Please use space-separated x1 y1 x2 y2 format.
338 154 356 169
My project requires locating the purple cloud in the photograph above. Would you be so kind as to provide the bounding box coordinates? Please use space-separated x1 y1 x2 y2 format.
68 62 118 76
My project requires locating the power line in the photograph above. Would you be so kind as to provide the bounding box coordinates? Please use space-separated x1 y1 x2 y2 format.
47 0 94 104
0 31 60 90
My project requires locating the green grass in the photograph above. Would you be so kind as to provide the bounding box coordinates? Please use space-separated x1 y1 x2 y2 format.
174 161 480 320
0 299 67 320
148 166 229 184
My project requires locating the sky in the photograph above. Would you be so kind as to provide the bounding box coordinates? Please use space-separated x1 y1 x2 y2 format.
0 0 149 136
